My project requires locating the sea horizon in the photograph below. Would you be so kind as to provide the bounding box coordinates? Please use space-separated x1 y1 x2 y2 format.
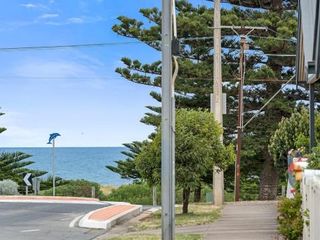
0 147 131 186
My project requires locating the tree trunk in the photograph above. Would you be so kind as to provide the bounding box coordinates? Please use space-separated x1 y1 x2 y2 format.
152 186 157 206
182 187 191 214
259 156 278 200
194 185 201 202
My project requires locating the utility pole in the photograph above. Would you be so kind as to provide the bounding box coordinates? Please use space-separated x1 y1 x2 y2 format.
161 0 175 239
212 0 224 206
225 27 267 201
210 25 267 201
235 35 247 201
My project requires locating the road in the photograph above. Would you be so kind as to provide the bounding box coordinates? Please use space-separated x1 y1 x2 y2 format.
0 202 108 240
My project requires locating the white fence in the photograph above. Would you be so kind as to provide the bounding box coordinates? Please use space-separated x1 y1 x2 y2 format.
301 170 320 240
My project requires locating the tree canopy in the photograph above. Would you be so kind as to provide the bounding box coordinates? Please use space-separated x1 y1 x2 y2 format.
269 108 320 173
110 0 310 199
135 109 235 213
0 111 46 187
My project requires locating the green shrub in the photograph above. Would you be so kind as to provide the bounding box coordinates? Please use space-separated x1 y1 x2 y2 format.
307 145 320 169
40 175 69 191
0 179 19 195
107 183 154 205
40 179 106 200
107 183 192 205
278 193 303 240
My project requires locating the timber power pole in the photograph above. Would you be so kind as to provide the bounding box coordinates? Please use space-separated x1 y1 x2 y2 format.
212 0 224 206
161 0 175 239
210 24 267 201
226 27 267 201
235 35 247 201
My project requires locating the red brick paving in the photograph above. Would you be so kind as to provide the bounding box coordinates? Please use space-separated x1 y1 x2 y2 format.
88 205 135 221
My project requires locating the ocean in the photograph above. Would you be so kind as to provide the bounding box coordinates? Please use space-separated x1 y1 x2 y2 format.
0 147 131 185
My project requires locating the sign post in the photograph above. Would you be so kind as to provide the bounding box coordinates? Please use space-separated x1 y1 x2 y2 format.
23 173 32 195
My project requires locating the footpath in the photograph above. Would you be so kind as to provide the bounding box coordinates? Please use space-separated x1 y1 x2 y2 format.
102 201 279 240
175 201 279 240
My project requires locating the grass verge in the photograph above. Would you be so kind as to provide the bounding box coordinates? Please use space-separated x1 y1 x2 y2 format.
108 234 203 240
136 203 220 230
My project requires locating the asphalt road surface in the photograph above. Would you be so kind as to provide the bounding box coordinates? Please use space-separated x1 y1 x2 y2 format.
0 202 108 240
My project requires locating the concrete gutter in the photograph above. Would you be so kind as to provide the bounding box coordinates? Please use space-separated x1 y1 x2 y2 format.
79 204 142 230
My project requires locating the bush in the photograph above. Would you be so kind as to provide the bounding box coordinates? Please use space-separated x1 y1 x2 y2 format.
107 183 155 205
40 179 106 200
40 175 69 191
278 193 303 240
307 145 320 169
107 183 204 205
0 179 19 195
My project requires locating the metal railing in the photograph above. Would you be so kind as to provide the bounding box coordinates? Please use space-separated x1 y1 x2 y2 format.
301 170 320 240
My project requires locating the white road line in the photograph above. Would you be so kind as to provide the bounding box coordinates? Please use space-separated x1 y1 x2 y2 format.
69 215 84 228
20 229 40 233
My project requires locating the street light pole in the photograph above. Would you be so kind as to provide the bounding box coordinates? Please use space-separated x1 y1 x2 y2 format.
52 139 56 196
47 133 61 197
161 0 175 239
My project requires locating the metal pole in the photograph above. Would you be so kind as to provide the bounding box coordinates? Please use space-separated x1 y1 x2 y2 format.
235 35 246 201
52 139 56 196
25 186 28 195
309 83 316 150
161 0 175 239
212 0 224 207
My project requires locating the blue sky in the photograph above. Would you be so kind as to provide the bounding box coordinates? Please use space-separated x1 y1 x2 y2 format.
0 0 165 147
0 0 218 147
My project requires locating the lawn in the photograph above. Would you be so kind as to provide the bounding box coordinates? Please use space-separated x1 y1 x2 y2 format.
136 203 220 230
108 234 203 240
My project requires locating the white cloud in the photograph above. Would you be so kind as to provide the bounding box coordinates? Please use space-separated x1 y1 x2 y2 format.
20 3 38 8
42 16 104 26
67 17 84 24
20 3 48 9
39 13 59 19
13 58 107 89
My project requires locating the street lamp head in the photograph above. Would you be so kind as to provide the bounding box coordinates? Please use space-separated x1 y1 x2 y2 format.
47 133 61 144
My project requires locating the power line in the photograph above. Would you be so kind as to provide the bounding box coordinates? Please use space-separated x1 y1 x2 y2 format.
248 35 296 42
0 75 299 83
0 41 142 51
243 75 296 129
0 31 296 52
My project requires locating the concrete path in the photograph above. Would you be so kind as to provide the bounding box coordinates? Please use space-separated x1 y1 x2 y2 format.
177 201 279 240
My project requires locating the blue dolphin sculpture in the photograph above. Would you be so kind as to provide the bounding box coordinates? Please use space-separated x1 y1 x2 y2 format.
47 133 61 144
